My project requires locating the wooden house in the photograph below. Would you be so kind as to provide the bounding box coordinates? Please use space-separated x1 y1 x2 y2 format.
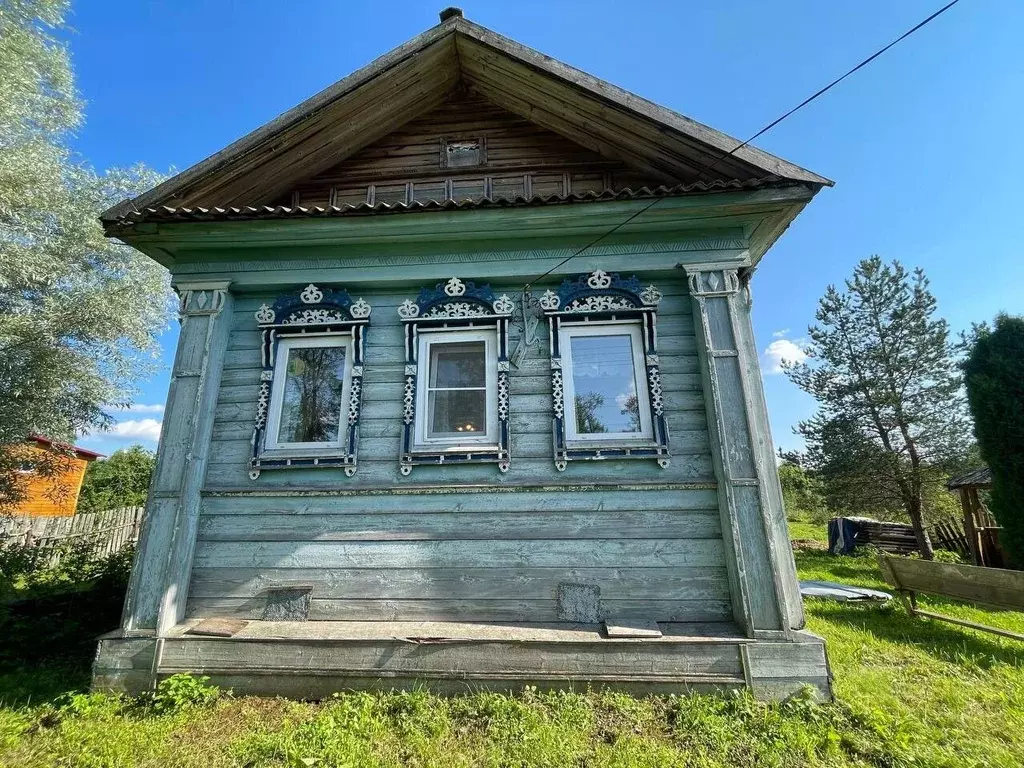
94 9 834 699
12 438 103 517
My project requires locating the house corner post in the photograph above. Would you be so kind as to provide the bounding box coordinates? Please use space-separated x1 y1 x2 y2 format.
121 281 234 637
684 266 802 633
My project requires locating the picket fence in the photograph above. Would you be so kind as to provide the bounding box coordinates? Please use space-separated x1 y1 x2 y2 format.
0 507 144 569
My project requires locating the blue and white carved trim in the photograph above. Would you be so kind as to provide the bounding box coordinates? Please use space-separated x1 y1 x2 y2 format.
538 269 663 314
542 270 670 470
397 277 515 321
249 283 370 480
398 277 513 475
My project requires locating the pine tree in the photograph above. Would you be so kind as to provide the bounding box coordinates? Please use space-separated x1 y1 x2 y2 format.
963 314 1024 565
786 257 969 558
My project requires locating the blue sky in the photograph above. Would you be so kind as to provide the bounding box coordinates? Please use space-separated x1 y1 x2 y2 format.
65 0 1023 456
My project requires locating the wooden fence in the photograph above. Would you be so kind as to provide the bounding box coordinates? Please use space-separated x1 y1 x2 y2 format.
0 508 144 569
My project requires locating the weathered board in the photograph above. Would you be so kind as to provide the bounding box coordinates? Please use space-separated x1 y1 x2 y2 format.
276 92 668 208
189 274 727 623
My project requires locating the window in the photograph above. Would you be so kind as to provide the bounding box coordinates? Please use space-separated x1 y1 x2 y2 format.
415 330 497 447
249 283 370 479
265 335 354 450
560 323 653 443
397 277 513 474
442 138 484 169
541 269 669 470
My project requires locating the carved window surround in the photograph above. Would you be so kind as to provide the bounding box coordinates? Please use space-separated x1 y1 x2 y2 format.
541 270 670 471
249 284 371 479
398 277 514 475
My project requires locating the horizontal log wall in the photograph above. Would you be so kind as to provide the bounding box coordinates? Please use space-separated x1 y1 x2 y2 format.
193 276 727 622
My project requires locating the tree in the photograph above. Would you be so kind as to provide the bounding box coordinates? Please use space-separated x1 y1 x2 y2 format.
0 1 171 512
963 314 1024 564
785 257 970 558
777 457 828 523
78 445 156 514
620 392 641 432
573 392 607 433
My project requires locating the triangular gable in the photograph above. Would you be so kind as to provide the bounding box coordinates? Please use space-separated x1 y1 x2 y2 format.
102 12 830 223
270 91 673 210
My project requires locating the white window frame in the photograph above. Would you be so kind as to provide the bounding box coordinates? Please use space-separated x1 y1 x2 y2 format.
264 334 354 452
559 321 654 444
414 328 499 450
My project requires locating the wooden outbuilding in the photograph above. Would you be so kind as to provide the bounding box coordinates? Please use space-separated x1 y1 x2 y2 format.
93 9 833 699
11 438 103 517
947 468 1006 568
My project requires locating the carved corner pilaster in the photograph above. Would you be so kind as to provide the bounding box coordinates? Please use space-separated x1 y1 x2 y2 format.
175 281 232 320
683 266 740 299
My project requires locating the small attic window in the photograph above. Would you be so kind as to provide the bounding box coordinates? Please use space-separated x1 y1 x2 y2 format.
442 138 484 169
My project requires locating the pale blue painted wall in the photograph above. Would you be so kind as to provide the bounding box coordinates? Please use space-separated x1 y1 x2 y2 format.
189 275 732 623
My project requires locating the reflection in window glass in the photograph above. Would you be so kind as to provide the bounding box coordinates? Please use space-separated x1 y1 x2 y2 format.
427 341 487 437
277 346 347 443
569 335 641 435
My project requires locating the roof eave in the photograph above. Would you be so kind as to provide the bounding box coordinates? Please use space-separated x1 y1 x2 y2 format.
452 17 832 188
102 14 831 223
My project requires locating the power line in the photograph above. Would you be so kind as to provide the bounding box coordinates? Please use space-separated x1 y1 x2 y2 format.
521 0 963 292
704 0 963 173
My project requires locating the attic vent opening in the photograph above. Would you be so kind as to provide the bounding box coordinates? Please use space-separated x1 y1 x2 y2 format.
442 138 484 169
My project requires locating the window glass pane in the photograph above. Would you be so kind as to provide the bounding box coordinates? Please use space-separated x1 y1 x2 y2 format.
569 334 642 434
429 389 487 436
429 341 486 388
277 345 347 443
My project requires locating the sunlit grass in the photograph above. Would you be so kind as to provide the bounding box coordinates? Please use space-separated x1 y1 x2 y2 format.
1 541 1022 766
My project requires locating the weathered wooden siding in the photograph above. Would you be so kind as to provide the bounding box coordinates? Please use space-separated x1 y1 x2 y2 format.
191 276 728 622
274 93 666 208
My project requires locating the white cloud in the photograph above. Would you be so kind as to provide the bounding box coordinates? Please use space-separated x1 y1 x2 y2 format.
107 403 164 414
763 338 807 374
124 403 165 414
772 328 790 338
109 418 163 442
614 381 637 411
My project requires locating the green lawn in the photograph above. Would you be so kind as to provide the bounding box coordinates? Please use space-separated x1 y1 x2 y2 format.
1 547 1022 767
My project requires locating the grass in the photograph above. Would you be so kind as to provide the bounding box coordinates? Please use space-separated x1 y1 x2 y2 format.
1 540 1022 766
788 519 829 543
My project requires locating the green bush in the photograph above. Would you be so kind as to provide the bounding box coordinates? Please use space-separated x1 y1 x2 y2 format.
77 446 155 514
778 460 829 523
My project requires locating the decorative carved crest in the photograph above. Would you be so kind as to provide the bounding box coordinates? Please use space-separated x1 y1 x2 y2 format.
397 277 515 321
543 270 662 314
255 283 371 326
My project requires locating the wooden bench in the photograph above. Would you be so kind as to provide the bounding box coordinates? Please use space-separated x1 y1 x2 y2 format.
878 554 1024 642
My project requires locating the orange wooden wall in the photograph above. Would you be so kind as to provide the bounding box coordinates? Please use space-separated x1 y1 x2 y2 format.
14 444 92 517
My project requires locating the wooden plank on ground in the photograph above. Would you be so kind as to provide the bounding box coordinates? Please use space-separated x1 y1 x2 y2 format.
879 554 1024 612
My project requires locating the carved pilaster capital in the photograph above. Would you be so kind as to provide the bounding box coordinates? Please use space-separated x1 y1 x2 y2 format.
683 267 740 298
175 281 232 318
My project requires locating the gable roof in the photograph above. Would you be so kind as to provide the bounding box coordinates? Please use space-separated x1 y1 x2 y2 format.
101 10 831 227
29 436 104 460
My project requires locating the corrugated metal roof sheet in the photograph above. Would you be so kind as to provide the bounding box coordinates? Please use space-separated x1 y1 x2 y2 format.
106 178 791 229
947 467 992 489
